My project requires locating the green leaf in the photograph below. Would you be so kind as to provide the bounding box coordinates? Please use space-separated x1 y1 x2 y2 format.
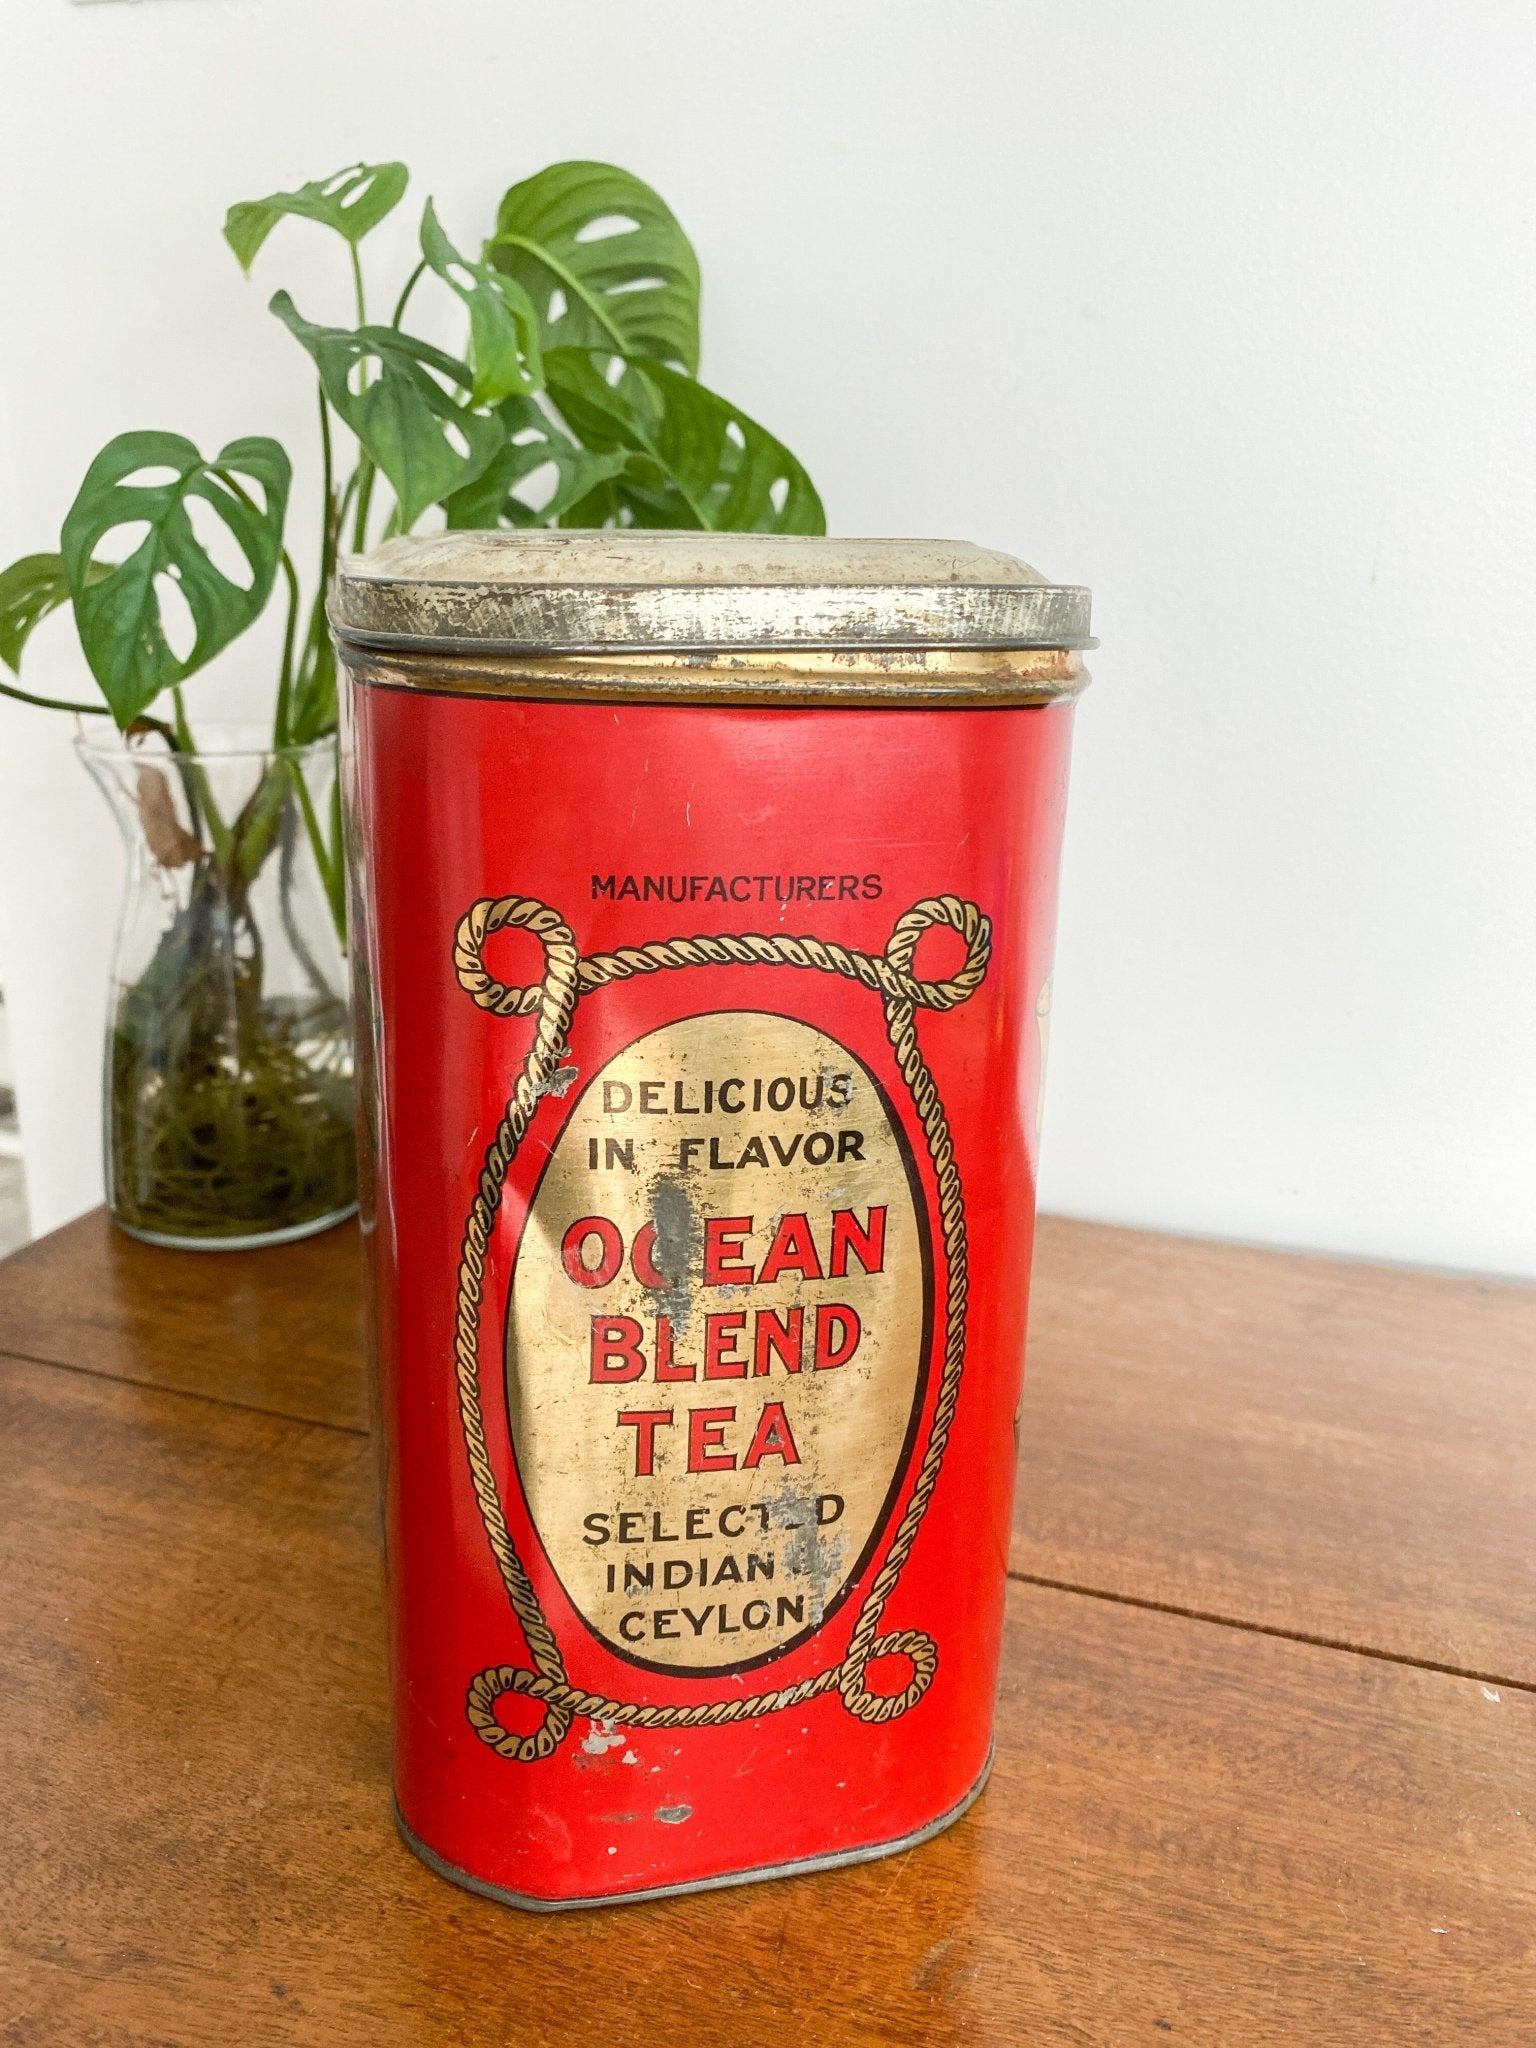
60 432 291 727
0 552 107 674
542 352 824 534
488 161 701 373
224 161 408 273
420 200 542 409
270 291 503 531
441 393 629 529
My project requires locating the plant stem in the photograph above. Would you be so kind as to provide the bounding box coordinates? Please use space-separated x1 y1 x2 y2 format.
349 243 368 330
318 383 336 574
130 715 179 747
0 677 109 715
343 243 379 550
390 258 427 330
171 686 234 867
273 387 343 745
352 456 377 552
292 757 346 942
335 465 359 533
169 685 197 754
274 550 301 749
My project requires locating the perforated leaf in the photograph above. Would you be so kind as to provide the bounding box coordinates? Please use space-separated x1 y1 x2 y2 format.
442 394 629 529
0 553 107 675
488 161 700 372
270 292 503 530
224 162 408 273
543 351 824 533
60 432 291 726
420 200 542 408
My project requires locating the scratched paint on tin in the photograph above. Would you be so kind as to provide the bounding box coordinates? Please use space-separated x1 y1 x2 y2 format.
506 1009 933 1676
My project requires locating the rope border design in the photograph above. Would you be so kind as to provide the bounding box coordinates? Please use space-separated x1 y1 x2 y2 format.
449 893 989 1763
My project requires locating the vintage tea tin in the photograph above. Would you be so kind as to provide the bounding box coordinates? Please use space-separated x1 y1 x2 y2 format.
332 532 1091 1909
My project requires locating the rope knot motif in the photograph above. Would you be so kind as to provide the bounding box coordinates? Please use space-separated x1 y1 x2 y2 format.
450 894 987 1762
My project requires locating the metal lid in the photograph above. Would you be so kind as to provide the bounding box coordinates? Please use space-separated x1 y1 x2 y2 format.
329 532 1092 654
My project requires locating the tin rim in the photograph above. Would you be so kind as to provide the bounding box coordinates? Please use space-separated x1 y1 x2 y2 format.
393 1742 993 1914
336 643 1088 708
328 533 1094 664
329 582 1094 656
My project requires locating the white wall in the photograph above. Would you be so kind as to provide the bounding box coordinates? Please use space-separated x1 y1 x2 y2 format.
2 0 1533 1276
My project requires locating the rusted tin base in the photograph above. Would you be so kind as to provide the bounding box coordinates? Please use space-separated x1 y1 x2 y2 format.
395 1744 994 1914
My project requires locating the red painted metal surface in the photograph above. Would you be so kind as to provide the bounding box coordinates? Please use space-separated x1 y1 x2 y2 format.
345 686 1075 1907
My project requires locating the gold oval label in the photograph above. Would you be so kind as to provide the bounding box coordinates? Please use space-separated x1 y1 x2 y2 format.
506 1008 932 1676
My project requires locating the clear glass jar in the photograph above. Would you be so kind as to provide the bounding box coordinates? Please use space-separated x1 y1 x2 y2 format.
77 727 357 1249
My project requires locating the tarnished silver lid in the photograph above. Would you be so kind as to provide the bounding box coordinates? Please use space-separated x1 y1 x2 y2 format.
329 532 1092 654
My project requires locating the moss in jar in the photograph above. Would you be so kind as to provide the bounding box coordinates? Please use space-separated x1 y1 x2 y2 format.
107 860 355 1243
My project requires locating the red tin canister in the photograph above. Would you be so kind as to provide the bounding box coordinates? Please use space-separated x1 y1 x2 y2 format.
333 534 1091 1909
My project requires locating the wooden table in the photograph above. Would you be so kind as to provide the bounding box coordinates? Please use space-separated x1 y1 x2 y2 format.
1 1211 1531 2044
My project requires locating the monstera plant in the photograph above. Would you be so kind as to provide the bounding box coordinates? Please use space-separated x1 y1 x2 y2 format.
0 160 823 1251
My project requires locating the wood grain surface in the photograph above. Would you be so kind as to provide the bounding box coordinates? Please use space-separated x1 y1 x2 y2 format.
3 1208 1531 1683
1018 1216 1536 1685
0 1208 368 1431
2 1349 1531 2047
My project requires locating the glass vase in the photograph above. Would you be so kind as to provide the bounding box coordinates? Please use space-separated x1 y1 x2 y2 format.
78 727 357 1250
